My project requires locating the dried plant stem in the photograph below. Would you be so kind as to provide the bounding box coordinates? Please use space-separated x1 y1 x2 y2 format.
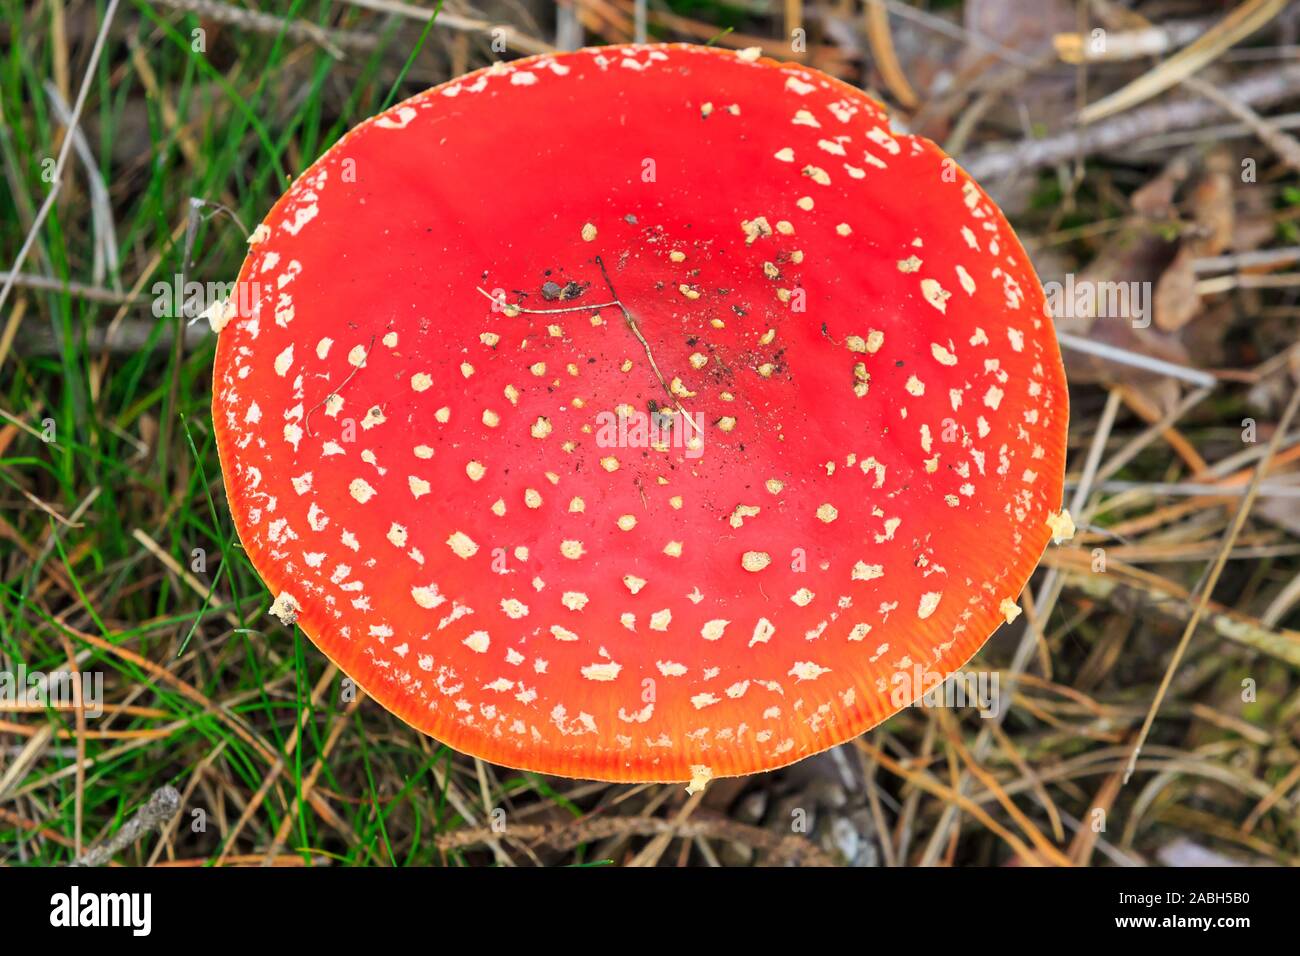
919 389 1124 865
70 786 181 867
0 0 120 318
1122 385 1300 783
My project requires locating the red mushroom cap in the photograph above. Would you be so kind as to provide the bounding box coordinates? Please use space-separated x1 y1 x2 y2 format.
212 43 1068 786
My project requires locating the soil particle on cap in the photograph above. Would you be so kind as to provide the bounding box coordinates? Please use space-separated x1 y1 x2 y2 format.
541 279 589 302
646 399 675 431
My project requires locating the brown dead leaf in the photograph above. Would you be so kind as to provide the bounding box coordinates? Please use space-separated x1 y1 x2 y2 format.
1154 244 1202 331
1131 153 1192 218
1188 149 1236 256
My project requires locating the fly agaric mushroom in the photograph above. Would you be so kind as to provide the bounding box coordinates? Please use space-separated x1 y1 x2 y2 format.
212 44 1068 788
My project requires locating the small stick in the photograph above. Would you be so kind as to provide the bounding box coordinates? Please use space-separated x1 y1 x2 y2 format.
481 266 703 440
474 286 619 315
961 64 1300 180
69 786 181 867
303 334 374 437
0 0 121 318
594 255 702 439
1057 331 1218 388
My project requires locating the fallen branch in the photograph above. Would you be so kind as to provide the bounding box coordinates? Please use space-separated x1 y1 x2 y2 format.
69 786 181 867
960 65 1300 180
